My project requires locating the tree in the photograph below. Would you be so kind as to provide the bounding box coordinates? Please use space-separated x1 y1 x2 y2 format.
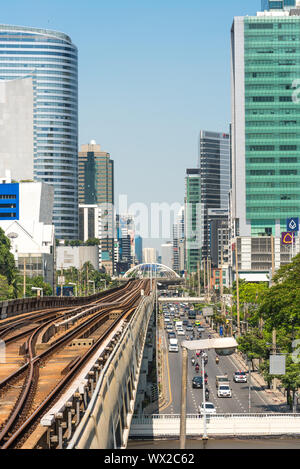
0 228 18 298
0 274 14 300
24 276 52 297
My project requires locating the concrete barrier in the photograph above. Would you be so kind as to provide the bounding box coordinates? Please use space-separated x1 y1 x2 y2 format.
129 414 300 438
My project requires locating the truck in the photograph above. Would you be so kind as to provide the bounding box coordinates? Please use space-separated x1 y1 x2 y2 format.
175 321 183 330
169 338 179 352
215 374 229 388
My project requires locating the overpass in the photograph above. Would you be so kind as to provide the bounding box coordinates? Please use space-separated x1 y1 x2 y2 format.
129 413 300 438
158 297 205 303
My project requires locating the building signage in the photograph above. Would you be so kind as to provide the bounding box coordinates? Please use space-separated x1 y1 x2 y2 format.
269 354 286 375
203 307 214 317
281 232 294 245
287 217 299 233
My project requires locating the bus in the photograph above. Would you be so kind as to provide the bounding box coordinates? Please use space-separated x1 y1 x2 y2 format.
188 310 196 320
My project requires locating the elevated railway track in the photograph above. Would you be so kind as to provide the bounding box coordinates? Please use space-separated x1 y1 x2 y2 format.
0 279 151 449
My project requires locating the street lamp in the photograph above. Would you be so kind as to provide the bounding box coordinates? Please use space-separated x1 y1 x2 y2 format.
99 279 106 290
180 337 238 448
68 282 77 297
31 287 43 298
88 280 95 294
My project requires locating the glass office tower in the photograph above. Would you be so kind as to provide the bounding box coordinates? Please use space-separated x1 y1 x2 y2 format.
262 0 296 10
185 168 201 274
199 130 231 262
231 9 300 239
0 25 78 239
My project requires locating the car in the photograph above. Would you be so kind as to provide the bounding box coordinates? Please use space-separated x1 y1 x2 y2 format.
168 332 176 339
215 374 229 388
195 320 201 326
217 384 232 398
197 326 205 332
186 324 193 332
177 328 185 336
233 371 247 383
192 376 203 389
183 319 189 326
198 402 216 415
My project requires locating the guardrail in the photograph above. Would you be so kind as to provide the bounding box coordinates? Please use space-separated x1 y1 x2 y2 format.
0 285 124 321
130 413 300 438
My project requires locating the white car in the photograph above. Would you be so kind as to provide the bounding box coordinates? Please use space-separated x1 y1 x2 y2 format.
177 328 185 336
233 371 247 383
217 385 232 398
198 402 216 415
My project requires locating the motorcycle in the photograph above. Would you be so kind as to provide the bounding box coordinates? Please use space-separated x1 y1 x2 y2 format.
191 358 195 366
195 364 199 373
215 356 219 365
205 388 210 400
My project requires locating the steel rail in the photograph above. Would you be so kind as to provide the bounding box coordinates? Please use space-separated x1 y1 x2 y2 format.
0 280 148 448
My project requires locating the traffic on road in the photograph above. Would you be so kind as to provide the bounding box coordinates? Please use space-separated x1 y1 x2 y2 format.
160 302 287 415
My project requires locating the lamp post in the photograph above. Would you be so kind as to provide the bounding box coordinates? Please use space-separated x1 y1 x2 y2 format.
100 279 106 290
68 282 77 297
31 287 43 298
88 280 95 294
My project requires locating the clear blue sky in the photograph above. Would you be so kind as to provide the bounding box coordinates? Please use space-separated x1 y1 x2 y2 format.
2 0 258 245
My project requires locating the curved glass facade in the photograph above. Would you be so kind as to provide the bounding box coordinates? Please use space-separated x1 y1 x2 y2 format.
0 25 78 239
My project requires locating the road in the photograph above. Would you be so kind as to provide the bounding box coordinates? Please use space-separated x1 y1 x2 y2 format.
161 311 288 415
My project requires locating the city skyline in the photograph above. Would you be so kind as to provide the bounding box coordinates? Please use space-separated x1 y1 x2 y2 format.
0 0 258 215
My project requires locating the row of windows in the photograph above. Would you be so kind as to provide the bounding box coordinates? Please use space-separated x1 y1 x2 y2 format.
249 96 293 102
0 194 17 199
0 44 75 52
249 144 297 151
246 121 298 126
0 212 16 217
247 181 299 187
246 22 300 30
247 133 300 138
0 50 77 58
249 169 298 175
248 157 298 163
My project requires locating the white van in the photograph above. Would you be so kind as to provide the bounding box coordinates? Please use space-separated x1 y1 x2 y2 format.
175 321 183 330
169 338 179 352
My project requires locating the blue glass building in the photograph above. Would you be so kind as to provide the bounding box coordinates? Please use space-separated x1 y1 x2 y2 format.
0 183 19 220
261 0 296 10
0 25 78 239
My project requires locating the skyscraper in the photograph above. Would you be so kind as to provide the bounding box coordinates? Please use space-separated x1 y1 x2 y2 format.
262 0 296 11
0 25 78 240
185 168 201 274
198 131 231 264
78 141 114 274
231 4 300 280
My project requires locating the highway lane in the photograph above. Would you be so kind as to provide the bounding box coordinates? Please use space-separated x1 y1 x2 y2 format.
161 309 287 415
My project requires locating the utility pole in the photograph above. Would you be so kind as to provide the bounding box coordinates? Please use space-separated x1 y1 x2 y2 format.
235 242 240 336
271 234 277 391
180 346 188 449
203 260 206 297
220 247 224 315
23 257 26 298
197 261 201 297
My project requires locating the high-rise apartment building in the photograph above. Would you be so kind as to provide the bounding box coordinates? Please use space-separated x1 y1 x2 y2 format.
0 25 78 240
231 4 300 280
78 141 114 273
199 131 231 264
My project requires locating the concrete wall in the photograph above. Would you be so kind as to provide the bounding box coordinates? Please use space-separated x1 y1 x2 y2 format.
56 245 99 271
0 77 34 181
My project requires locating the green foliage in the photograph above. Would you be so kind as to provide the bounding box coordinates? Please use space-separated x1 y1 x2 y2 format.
0 274 14 300
23 276 52 297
